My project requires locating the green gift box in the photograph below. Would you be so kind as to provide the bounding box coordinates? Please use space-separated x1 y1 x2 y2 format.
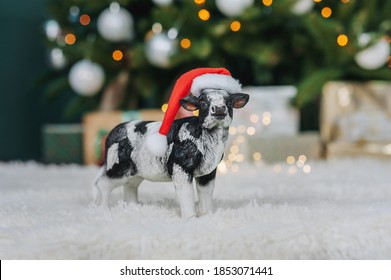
42 124 83 164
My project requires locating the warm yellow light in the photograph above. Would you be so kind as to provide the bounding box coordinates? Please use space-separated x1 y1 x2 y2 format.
198 9 210 21
303 164 312 173
262 0 273 6
286 156 295 165
161 103 168 113
298 155 307 163
237 125 246 134
262 116 271 125
253 152 262 161
235 154 245 162
79 14 91 26
321 7 332 18
230 145 240 154
250 114 259 123
230 21 241 32
194 0 205 5
229 127 237 135
247 127 256 136
112 50 123 61
341 0 349 3
314 0 322 2
64 33 76 45
228 153 236 162
180 38 191 49
337 34 349 46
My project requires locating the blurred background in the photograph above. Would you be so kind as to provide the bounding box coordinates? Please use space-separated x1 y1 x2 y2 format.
0 0 390 169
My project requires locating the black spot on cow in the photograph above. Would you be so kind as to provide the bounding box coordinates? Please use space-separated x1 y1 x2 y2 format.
167 139 202 180
104 122 137 178
167 117 202 143
134 121 153 135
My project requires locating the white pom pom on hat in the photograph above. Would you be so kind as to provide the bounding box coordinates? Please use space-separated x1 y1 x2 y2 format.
145 67 242 157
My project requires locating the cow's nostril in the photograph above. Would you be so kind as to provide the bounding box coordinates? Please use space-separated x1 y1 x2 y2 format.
211 106 216 113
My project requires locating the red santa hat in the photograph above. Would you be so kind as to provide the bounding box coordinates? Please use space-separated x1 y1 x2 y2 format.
146 67 242 156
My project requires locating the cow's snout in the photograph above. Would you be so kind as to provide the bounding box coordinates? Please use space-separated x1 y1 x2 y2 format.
211 105 227 117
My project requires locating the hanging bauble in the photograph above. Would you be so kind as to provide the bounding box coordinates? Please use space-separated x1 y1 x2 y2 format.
152 0 173 7
68 6 80 23
97 2 134 42
48 48 67 70
145 33 177 68
68 59 105 96
291 0 315 15
215 0 254 17
44 20 61 41
355 33 390 70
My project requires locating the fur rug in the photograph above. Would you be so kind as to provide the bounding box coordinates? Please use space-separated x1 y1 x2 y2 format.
1 158 391 259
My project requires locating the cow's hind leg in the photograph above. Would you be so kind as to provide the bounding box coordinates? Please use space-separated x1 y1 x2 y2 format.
94 167 128 207
123 177 143 204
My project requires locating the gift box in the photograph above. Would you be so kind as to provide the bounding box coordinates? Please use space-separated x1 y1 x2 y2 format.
321 81 391 159
83 110 164 165
42 124 83 164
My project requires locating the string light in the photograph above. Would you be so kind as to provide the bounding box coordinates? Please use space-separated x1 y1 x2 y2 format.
112 50 123 61
64 33 76 45
198 9 210 21
246 127 256 136
253 152 262 161
286 156 295 165
303 165 312 173
314 0 322 2
262 0 273 6
229 127 237 135
180 38 191 49
194 0 205 5
230 21 241 32
79 14 91 25
237 125 246 134
337 34 348 46
341 0 349 3
262 112 271 125
250 114 259 123
321 7 332 18
161 103 168 112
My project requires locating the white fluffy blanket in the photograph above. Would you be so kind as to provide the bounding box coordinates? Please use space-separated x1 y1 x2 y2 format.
1 159 391 259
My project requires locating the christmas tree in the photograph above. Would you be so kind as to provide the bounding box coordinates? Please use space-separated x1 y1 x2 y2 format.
43 0 391 121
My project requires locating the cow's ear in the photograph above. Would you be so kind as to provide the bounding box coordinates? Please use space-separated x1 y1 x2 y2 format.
231 93 249 109
180 96 199 111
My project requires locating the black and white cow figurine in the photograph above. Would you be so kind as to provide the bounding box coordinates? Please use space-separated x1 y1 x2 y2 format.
93 89 249 218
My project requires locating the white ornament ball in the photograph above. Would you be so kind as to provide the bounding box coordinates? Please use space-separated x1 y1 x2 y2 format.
97 2 134 42
68 60 105 96
152 0 173 7
145 33 177 68
215 0 254 17
291 0 315 15
48 48 67 70
355 34 390 70
44 20 61 41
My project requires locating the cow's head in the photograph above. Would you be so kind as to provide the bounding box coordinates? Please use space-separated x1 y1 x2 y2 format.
180 89 249 129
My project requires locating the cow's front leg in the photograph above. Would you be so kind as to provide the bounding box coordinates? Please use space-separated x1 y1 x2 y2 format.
172 164 196 218
196 168 216 216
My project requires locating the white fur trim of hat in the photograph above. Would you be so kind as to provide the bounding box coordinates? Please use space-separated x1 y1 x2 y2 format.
190 73 242 96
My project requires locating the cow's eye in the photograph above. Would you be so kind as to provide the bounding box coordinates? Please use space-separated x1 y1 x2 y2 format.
199 101 208 109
